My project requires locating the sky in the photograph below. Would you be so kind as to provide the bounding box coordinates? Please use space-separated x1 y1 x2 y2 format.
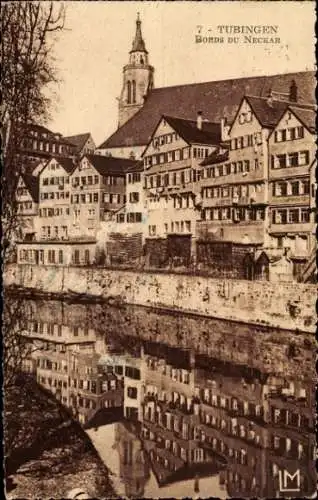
48 1 316 147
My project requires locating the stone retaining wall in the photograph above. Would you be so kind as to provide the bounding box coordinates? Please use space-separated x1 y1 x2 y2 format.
4 264 316 332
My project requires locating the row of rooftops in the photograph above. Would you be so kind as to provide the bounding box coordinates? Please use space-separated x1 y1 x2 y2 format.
19 92 315 204
99 70 316 149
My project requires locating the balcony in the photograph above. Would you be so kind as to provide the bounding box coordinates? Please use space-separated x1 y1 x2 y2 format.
269 222 313 234
145 182 200 199
270 165 310 180
269 194 310 206
146 158 192 174
201 169 265 186
202 192 266 208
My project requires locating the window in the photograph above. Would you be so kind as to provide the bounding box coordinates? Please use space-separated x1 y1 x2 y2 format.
127 387 137 399
299 150 310 166
132 80 136 103
277 155 287 168
73 250 80 264
303 180 310 195
58 250 63 264
276 209 288 224
291 182 299 195
288 153 298 167
125 366 140 380
93 193 98 202
276 182 287 196
287 128 296 140
289 209 299 223
84 250 90 265
301 208 310 223
296 126 304 139
127 81 131 104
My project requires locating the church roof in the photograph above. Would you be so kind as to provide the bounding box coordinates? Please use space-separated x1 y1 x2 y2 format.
162 115 221 145
99 71 315 149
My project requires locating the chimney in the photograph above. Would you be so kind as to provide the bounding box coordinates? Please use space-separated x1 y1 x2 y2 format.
197 111 203 130
221 117 230 141
289 80 298 102
266 89 273 107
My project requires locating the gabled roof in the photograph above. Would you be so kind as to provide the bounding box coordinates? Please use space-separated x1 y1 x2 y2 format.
64 133 92 152
40 156 76 175
21 173 40 202
244 96 289 128
288 106 316 133
21 158 44 176
98 71 315 149
126 160 144 173
84 154 137 176
57 156 77 174
162 115 221 145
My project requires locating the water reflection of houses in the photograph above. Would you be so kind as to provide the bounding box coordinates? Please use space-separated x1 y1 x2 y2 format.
193 355 315 497
194 355 270 497
23 317 124 426
113 420 150 498
19 300 315 496
140 342 227 487
266 377 316 498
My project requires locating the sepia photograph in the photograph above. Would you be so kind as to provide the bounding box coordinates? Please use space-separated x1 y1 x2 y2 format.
2 1 316 499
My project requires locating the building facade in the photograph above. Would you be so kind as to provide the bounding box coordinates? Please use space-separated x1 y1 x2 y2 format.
142 115 220 257
268 105 316 257
16 173 39 241
21 124 77 161
199 95 290 246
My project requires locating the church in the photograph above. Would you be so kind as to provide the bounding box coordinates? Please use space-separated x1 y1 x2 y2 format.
96 15 315 160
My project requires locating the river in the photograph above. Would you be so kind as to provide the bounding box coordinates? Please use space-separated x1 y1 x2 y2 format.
9 296 316 499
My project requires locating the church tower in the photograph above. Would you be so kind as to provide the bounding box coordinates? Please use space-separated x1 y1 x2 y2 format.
118 14 154 128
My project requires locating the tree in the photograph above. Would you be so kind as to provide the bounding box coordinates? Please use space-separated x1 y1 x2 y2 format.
1 1 65 260
3 296 34 391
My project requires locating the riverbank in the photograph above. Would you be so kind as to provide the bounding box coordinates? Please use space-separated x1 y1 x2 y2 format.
5 264 316 333
5 374 117 499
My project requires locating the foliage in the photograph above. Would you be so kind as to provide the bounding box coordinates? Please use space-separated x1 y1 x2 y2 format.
3 296 35 391
1 2 65 259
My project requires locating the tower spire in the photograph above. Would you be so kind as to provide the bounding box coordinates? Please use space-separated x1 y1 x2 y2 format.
131 13 147 53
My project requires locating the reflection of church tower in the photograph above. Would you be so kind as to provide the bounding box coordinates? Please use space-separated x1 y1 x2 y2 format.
118 13 154 128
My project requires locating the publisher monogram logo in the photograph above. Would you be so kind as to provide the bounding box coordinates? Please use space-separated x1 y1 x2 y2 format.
278 469 301 493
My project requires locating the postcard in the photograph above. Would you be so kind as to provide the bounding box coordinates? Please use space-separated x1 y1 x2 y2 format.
3 1 316 498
